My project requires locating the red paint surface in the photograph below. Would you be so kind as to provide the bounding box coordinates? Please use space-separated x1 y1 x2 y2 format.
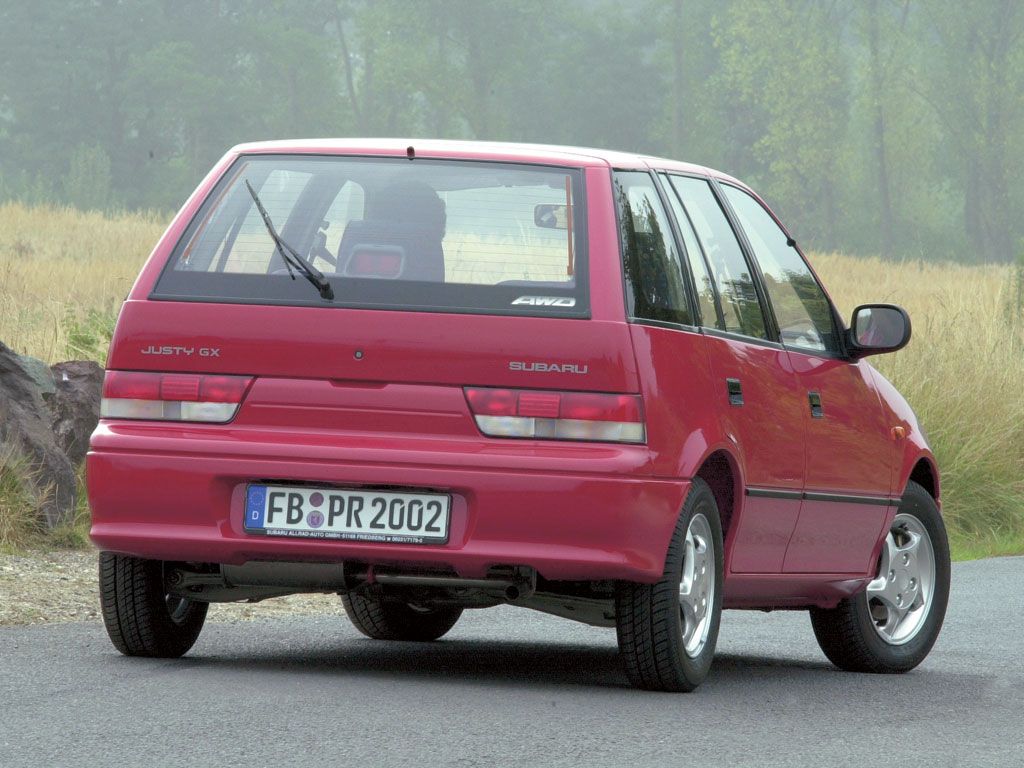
88 419 685 582
729 497 803 573
788 354 895 497
702 337 807 574
779 352 897 573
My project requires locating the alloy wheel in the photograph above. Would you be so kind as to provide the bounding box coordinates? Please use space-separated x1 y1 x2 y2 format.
679 512 715 658
865 513 936 645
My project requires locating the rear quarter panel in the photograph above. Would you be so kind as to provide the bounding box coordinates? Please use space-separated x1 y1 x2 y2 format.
627 325 730 480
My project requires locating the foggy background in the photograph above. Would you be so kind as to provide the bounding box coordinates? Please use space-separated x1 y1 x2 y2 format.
0 0 1021 263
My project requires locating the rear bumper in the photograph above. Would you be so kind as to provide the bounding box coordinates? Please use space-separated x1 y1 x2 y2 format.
87 422 687 583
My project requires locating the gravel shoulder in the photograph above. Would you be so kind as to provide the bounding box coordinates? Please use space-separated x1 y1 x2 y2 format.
0 549 343 626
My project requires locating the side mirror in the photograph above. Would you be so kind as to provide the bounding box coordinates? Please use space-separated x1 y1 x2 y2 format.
848 304 911 357
534 203 569 229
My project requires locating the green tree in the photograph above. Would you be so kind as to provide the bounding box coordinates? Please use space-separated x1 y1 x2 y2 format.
63 144 114 211
714 0 849 249
0 0 1022 266
910 0 1024 262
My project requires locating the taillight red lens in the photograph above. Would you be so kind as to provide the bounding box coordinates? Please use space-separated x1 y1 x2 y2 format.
103 371 162 400
101 371 253 422
160 374 201 401
464 387 518 416
464 387 645 443
560 392 642 422
200 375 252 403
517 391 561 418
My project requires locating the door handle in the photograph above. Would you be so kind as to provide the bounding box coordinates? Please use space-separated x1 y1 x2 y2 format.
808 391 824 419
726 378 743 406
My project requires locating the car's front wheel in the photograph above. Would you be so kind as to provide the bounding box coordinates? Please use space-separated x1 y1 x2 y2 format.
99 553 208 657
341 592 463 641
810 481 950 673
615 477 724 692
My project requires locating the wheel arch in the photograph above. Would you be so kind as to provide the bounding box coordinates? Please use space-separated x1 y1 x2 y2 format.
693 448 743 545
904 454 940 504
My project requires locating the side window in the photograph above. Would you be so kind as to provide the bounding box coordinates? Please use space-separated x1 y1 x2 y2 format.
659 173 720 329
613 171 693 326
667 176 768 340
722 185 838 353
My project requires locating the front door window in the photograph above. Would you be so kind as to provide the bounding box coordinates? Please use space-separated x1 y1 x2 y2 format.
721 185 839 354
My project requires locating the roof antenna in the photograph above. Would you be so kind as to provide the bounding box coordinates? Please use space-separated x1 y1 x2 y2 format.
406 145 415 161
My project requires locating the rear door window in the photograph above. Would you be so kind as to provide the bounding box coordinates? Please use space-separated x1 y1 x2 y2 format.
614 171 694 327
666 176 769 340
658 173 721 329
154 155 588 318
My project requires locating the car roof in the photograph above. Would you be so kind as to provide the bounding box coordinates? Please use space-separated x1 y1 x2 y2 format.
227 138 745 186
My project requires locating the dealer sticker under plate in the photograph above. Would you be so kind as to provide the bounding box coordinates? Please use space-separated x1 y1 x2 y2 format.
244 484 450 544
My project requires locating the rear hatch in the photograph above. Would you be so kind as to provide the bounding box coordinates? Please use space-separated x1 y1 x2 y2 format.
105 153 641 443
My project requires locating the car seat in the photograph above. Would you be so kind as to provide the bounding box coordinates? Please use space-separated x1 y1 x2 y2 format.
337 180 446 282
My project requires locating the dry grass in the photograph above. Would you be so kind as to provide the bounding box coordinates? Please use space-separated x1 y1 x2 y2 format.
0 202 165 363
813 253 1024 557
0 447 44 551
0 203 1021 558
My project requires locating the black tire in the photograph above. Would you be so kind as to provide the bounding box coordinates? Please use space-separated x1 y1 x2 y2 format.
810 481 950 673
615 477 724 692
341 592 463 641
99 552 208 658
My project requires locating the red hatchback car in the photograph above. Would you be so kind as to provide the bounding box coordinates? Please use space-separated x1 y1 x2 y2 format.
88 140 950 691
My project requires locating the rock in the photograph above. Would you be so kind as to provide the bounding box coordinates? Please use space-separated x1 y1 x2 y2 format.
0 342 77 528
16 354 56 397
48 361 104 465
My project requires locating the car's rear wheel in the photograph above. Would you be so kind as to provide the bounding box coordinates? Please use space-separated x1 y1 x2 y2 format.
99 552 208 658
615 477 724 692
341 592 463 641
810 481 950 673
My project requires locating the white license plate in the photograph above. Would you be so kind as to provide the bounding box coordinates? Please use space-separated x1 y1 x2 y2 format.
244 484 450 544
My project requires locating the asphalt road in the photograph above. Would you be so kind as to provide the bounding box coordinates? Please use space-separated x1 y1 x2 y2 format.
2 557 1022 768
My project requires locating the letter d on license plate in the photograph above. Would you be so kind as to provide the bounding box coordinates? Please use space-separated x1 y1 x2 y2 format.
244 484 450 544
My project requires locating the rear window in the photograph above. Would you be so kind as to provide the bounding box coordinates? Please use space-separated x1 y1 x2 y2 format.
153 155 588 318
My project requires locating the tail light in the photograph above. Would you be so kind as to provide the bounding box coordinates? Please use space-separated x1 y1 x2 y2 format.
100 371 253 423
464 387 645 444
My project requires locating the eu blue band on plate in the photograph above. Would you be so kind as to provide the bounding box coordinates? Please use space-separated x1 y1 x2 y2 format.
247 485 267 528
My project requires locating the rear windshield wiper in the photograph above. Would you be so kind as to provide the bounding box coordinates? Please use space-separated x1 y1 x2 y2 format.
244 180 335 301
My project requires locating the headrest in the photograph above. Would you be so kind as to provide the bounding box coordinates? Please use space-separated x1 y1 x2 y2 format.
371 180 446 237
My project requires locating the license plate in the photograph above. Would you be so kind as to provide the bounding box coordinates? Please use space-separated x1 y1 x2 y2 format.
244 484 450 544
